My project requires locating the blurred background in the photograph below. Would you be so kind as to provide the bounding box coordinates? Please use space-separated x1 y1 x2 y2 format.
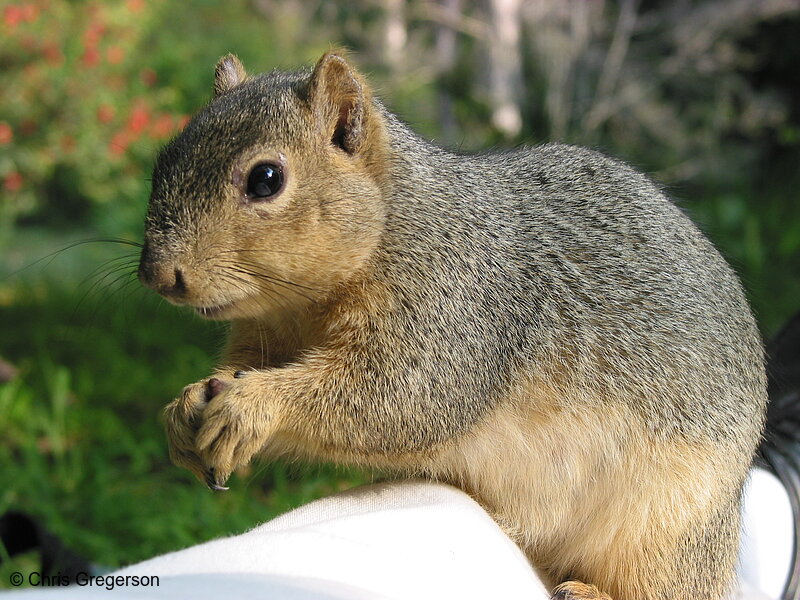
1 0 799 582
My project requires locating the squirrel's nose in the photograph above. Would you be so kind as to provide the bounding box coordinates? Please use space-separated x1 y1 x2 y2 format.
138 243 188 299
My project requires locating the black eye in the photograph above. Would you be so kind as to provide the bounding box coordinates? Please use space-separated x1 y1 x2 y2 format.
246 162 284 199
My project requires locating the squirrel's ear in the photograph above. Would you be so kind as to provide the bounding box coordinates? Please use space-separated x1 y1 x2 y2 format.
214 54 247 97
305 51 370 154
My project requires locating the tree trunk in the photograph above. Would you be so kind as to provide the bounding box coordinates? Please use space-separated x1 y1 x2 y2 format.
484 0 523 139
435 0 462 142
383 0 408 72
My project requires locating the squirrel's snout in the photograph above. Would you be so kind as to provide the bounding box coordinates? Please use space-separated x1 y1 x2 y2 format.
138 243 188 300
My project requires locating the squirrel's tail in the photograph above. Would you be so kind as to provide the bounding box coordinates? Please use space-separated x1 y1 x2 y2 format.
757 310 800 600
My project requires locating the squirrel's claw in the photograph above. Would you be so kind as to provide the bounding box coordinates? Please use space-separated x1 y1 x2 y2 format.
204 468 229 491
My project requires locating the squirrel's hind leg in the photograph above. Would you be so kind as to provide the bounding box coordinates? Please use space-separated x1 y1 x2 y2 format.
552 581 612 600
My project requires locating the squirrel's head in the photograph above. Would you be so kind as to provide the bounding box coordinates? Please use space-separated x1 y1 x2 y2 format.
138 51 388 320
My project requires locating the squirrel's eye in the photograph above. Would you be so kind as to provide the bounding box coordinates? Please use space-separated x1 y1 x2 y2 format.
246 162 284 199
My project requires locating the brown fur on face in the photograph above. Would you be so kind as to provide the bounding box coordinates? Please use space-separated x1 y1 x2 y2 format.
143 52 767 600
140 51 388 323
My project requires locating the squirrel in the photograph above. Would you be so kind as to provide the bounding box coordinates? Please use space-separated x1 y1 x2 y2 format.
137 51 767 600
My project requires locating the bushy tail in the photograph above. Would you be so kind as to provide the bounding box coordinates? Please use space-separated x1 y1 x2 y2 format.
758 310 800 599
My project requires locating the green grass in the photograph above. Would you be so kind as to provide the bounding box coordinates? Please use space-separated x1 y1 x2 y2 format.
0 248 367 587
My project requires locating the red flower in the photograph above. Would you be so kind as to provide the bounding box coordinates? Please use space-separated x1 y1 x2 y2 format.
20 3 39 22
4 171 24 192
0 122 13 145
97 104 115 124
109 131 131 156
3 5 23 28
107 45 124 65
127 105 150 135
61 136 76 151
126 0 145 13
82 20 105 49
150 114 175 139
82 47 100 67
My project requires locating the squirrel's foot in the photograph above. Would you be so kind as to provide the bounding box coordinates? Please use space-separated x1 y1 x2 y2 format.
551 581 612 600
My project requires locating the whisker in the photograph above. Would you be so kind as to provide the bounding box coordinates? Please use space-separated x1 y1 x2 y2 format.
215 258 321 301
231 258 324 292
71 262 140 317
230 267 318 303
3 237 143 281
216 248 345 269
217 271 296 318
79 254 140 289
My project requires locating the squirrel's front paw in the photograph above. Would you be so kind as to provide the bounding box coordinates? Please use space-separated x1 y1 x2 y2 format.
163 377 224 482
163 375 236 486
195 373 273 489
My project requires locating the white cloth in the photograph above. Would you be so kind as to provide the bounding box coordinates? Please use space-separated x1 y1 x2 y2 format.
4 468 793 599
739 467 793 599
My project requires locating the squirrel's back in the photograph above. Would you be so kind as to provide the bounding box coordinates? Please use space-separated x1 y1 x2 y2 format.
377 115 765 449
